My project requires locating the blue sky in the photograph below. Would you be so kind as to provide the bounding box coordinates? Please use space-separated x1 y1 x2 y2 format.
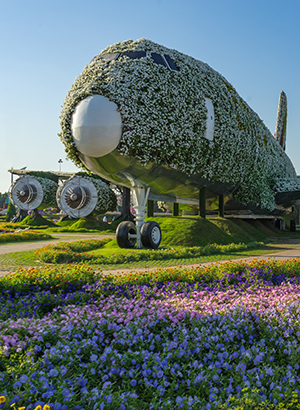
1 0 300 193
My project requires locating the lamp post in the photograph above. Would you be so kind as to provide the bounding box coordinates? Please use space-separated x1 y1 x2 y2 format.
58 159 63 172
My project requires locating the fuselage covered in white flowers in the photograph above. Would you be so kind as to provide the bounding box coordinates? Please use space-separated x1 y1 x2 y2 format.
59 38 299 211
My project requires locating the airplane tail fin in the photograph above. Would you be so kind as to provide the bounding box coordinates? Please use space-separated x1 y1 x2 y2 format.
274 91 287 150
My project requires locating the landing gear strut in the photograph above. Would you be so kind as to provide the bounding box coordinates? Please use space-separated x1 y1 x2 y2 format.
116 185 162 249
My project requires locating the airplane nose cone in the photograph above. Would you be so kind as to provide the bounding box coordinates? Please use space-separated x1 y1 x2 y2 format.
71 95 122 157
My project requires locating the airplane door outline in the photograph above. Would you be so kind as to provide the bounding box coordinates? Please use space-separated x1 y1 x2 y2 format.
204 98 215 141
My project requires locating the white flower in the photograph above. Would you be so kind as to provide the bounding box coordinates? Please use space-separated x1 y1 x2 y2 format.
74 173 116 214
31 176 58 207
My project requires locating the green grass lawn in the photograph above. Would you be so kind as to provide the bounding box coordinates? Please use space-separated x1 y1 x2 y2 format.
0 241 291 272
1 215 300 273
147 216 260 246
146 215 300 246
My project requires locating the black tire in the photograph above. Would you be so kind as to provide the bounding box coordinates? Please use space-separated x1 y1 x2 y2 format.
141 221 161 249
116 221 137 248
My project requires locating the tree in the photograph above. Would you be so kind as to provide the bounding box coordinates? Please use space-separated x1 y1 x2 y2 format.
5 201 16 222
0 193 8 209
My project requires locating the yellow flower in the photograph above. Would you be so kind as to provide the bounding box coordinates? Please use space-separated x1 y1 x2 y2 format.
18 407 26 410
34 406 42 410
43 405 51 410
0 396 6 403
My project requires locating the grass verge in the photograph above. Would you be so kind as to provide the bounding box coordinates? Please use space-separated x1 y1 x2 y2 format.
0 242 289 272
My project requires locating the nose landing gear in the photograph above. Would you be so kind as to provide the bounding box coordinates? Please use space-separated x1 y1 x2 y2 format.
116 185 162 249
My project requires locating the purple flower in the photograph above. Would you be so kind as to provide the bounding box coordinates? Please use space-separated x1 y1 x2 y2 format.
168 341 177 350
49 369 58 377
20 375 28 384
13 381 22 389
90 354 98 362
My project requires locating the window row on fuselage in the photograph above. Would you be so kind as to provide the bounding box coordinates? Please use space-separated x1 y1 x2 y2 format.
90 51 180 71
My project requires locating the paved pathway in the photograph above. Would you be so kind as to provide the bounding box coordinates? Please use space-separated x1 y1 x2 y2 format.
0 233 115 255
1 236 300 278
0 233 115 277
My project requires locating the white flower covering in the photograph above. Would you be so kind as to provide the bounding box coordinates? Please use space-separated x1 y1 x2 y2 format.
59 38 297 210
78 175 117 214
31 176 58 208
273 178 300 193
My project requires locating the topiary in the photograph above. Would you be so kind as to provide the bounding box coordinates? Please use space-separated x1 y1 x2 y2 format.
5 201 16 222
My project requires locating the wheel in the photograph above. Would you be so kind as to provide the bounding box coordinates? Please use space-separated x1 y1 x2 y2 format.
141 221 161 249
116 221 137 248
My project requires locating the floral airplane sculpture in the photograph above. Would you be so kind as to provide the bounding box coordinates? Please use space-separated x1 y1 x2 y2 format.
59 38 300 248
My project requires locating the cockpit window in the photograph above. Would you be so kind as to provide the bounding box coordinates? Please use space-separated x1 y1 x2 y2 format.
151 53 168 68
100 53 120 61
151 53 179 71
90 51 179 71
120 51 146 60
164 55 179 71
90 53 119 64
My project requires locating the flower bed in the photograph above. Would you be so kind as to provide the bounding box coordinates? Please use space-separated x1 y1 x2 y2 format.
34 240 263 264
0 231 52 243
0 223 27 232
1 260 300 409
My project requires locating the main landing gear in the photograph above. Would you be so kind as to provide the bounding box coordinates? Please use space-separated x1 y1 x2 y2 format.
116 186 162 249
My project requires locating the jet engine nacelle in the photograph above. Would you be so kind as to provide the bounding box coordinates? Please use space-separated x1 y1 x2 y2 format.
9 175 57 211
56 175 98 218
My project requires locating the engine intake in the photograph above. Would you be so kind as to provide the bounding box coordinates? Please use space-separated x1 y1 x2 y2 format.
57 176 98 218
10 176 44 210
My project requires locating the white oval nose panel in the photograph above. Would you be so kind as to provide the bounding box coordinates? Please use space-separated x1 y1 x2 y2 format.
71 95 122 157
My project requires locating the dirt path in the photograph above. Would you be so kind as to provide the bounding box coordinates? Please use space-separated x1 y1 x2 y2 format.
1 236 300 278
